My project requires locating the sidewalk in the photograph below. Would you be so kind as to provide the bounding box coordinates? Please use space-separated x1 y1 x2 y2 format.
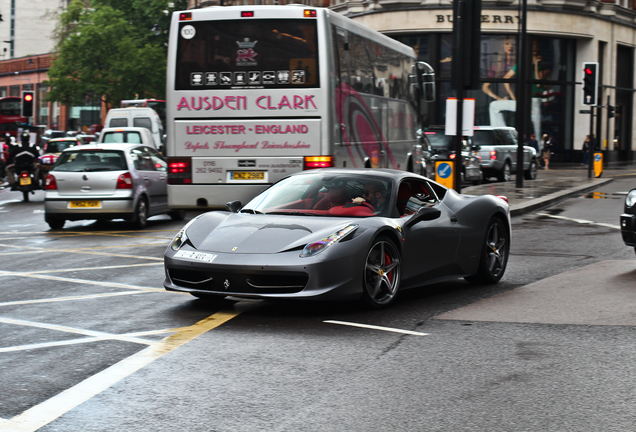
462 164 636 216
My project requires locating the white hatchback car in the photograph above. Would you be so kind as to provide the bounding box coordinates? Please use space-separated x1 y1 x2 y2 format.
44 143 184 230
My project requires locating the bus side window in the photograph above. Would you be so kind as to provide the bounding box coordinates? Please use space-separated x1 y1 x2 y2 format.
334 27 349 88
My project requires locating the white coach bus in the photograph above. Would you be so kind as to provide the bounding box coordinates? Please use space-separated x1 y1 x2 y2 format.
166 5 434 209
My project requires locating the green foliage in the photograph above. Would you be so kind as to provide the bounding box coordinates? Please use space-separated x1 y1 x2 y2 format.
47 0 188 109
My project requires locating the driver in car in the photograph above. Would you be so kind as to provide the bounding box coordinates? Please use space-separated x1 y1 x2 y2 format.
360 181 387 213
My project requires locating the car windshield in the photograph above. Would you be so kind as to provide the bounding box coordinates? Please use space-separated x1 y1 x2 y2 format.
243 173 393 217
48 139 78 153
53 150 128 172
102 131 142 144
425 130 452 149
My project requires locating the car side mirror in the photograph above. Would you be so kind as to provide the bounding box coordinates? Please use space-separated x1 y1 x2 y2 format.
471 144 480 151
226 200 242 213
405 206 441 227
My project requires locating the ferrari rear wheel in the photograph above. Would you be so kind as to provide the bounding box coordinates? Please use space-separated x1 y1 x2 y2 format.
465 217 509 284
362 237 401 308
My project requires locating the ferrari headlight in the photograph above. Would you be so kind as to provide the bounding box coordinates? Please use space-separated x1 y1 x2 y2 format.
300 225 358 258
170 215 203 251
626 189 636 208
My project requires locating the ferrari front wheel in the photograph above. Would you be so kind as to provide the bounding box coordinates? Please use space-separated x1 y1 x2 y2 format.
465 217 509 284
362 237 401 308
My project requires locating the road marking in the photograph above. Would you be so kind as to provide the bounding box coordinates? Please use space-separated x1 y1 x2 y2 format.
536 212 620 230
324 320 429 336
0 270 165 291
0 317 159 345
0 306 250 432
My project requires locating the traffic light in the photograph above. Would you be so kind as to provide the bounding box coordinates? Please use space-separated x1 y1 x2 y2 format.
608 105 614 118
21 91 34 117
582 62 598 106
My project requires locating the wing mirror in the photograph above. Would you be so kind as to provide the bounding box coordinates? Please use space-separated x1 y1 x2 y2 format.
405 206 441 227
226 200 242 213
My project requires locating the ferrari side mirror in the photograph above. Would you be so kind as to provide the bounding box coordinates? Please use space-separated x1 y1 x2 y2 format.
226 200 242 213
405 206 441 228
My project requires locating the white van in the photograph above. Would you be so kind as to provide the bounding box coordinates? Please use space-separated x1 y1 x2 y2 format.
104 107 164 151
98 127 157 149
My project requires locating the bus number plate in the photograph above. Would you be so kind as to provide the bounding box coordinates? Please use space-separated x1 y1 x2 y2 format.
230 171 265 180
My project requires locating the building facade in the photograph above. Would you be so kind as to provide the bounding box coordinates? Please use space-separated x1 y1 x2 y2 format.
186 0 636 164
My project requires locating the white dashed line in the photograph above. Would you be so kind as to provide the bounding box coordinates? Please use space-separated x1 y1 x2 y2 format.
325 320 429 336
536 212 620 230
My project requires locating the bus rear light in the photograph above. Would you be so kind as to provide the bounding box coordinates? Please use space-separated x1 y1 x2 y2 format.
241 11 254 17
304 9 317 17
179 12 192 21
168 157 193 185
304 156 334 170
116 172 133 190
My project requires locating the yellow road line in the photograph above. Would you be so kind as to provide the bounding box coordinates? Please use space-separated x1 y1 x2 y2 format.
0 305 250 432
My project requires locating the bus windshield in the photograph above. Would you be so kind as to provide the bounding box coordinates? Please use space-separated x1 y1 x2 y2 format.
175 19 319 90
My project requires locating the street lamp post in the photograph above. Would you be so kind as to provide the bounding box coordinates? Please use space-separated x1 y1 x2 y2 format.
515 0 528 188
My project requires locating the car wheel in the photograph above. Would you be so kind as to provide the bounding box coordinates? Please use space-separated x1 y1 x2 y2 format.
169 209 186 221
46 217 65 230
465 217 509 284
131 197 148 230
362 237 401 308
524 159 538 180
498 162 511 182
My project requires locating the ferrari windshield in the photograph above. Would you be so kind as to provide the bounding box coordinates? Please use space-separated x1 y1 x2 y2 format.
243 173 393 217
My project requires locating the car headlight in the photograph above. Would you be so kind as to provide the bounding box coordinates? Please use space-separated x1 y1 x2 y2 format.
627 189 636 208
170 215 203 251
300 225 358 258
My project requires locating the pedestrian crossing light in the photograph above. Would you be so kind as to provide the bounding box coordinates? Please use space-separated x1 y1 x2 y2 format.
21 91 34 118
582 62 598 106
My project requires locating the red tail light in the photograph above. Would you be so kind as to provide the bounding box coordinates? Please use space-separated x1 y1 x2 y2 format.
20 171 29 177
179 12 192 21
449 153 456 160
496 195 509 204
304 156 334 170
116 172 133 189
168 157 192 184
489 151 497 160
241 11 254 17
45 174 57 190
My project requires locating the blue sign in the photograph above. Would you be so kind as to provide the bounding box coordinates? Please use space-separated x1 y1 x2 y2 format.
437 162 452 179
594 153 602 162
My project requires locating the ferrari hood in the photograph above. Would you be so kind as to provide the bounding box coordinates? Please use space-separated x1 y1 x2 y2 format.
189 214 360 254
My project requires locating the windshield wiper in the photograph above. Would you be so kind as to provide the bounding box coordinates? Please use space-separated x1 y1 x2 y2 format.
239 208 263 214
266 211 318 216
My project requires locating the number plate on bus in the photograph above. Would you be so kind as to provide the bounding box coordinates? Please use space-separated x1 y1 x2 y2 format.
230 171 265 180
19 177 32 186
69 200 102 208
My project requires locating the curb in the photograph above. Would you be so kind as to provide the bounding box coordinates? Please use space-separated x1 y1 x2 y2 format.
509 177 614 216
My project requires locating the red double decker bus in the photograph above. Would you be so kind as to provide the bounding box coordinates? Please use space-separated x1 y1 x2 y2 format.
0 96 27 139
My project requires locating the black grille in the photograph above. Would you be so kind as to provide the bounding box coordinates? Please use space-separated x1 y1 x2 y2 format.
168 268 308 294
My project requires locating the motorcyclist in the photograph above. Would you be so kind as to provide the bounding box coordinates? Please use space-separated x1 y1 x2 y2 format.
6 131 40 190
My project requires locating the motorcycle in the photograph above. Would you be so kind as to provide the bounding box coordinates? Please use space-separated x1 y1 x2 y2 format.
13 156 40 202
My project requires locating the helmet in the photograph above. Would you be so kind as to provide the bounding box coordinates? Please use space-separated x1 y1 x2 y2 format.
20 131 30 145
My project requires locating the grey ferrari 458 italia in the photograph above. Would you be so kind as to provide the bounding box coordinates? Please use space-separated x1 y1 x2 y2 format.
164 169 511 308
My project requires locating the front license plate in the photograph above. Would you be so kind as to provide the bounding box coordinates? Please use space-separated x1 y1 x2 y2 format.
230 171 265 180
174 250 218 263
69 200 102 208
19 177 31 186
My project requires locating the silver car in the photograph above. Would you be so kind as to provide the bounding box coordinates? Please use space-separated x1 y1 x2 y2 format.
44 143 185 230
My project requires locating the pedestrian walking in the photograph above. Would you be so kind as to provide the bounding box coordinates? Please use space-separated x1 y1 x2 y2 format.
582 135 590 166
541 134 553 170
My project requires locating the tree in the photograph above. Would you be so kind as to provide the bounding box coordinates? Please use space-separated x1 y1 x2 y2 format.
46 0 187 110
